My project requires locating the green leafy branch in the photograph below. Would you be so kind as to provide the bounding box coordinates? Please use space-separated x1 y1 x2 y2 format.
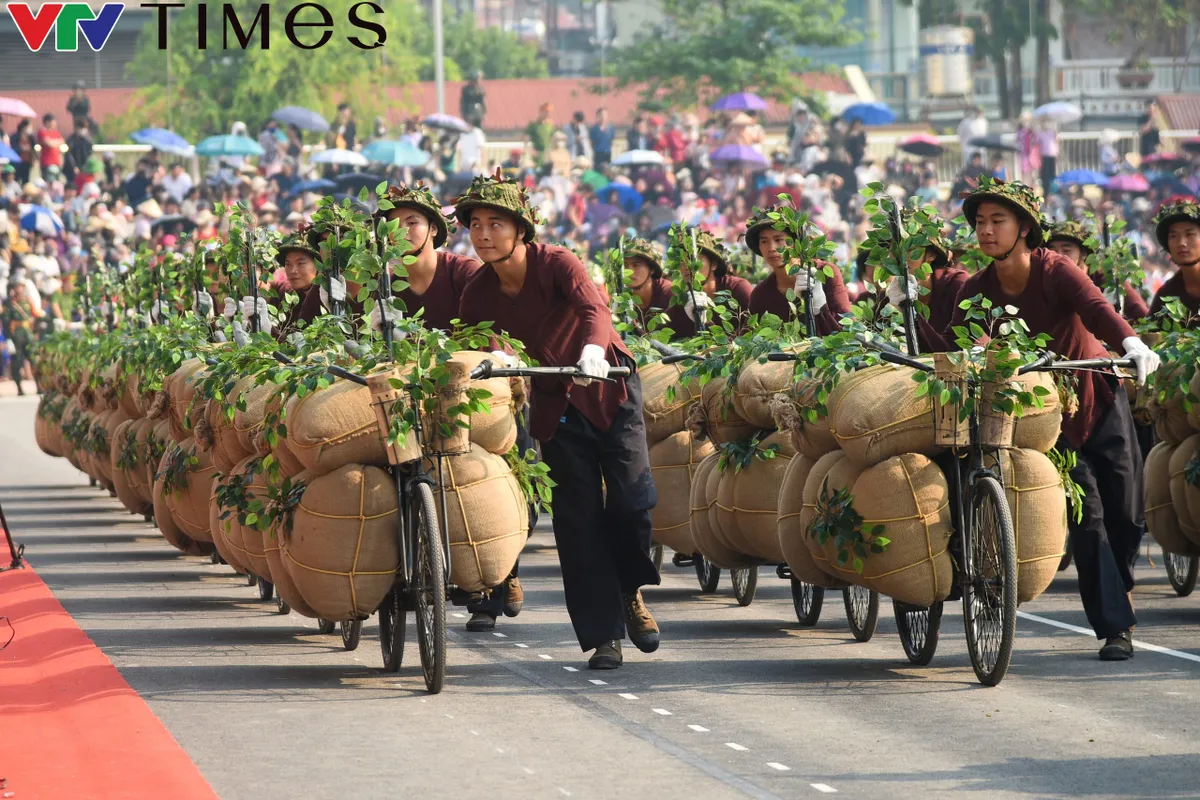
505 446 556 516
715 430 780 473
808 484 890 574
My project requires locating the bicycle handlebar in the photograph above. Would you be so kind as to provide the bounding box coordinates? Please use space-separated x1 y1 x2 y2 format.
469 362 630 381
661 353 700 364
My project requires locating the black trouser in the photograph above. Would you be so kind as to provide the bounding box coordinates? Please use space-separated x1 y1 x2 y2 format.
539 366 660 651
468 404 538 618
9 345 29 394
1061 390 1144 640
1041 155 1058 195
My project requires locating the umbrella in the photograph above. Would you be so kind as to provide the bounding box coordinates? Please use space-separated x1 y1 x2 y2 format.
1142 152 1191 172
1033 101 1082 125
151 214 197 233
1056 169 1109 187
968 135 1019 153
612 149 665 167
709 144 769 168
334 172 384 194
288 178 338 196
579 169 609 191
1182 137 1200 155
0 97 37 118
585 201 622 228
711 92 768 112
195 134 264 158
601 184 644 214
0 142 20 163
129 128 193 156
310 148 368 167
842 102 896 126
272 105 329 133
20 205 63 236
361 139 431 168
898 133 943 157
1150 175 1192 195
1106 173 1151 193
423 113 472 133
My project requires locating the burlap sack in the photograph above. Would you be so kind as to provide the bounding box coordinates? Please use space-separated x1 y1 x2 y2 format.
772 382 840 461
431 445 528 593
714 432 794 562
1004 371 1062 452
61 398 83 471
124 418 155 506
799 450 860 550
110 419 152 517
163 438 217 543
117 370 143 420
776 453 848 588
641 361 699 445
285 379 390 476
1168 434 1200 548
146 420 173 495
201 395 254 473
650 430 715 555
261 469 320 616
807 453 952 607
733 360 795 431
692 452 763 569
209 457 272 579
234 379 280 455
986 448 1068 603
152 445 211 557
283 463 400 620
1175 438 1200 550
34 409 60 457
1150 391 1195 446
209 479 251 575
691 377 762 445
450 351 520 456
166 359 207 443
1145 442 1200 556
827 364 942 468
89 409 117 486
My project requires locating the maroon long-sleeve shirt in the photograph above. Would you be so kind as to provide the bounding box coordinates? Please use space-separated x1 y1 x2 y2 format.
664 273 753 339
1149 271 1200 321
631 277 673 334
273 285 327 341
457 242 635 441
915 267 970 353
943 249 1135 448
747 263 851 335
395 252 481 331
1090 272 1149 322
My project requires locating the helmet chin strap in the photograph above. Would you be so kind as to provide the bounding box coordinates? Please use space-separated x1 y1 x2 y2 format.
409 229 434 258
1173 254 1200 269
992 228 1026 264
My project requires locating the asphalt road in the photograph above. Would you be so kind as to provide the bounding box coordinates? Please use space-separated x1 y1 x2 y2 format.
3 394 1200 800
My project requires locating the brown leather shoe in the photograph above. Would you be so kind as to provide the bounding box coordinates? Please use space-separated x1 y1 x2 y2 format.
503 575 524 618
622 590 660 653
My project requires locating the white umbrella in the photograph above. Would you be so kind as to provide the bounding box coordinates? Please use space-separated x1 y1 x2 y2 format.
612 149 665 167
1033 101 1083 125
309 148 368 167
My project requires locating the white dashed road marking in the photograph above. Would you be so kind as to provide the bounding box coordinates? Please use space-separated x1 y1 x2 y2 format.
688 724 709 732
515 643 529 648
563 666 578 672
589 679 607 685
538 654 553 660
492 632 507 638
1019 611 1200 665
652 708 672 716
725 743 748 752
766 763 789 772
811 784 838 793
618 692 639 700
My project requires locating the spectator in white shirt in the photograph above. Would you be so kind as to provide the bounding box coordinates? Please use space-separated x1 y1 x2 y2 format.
957 107 988 164
162 163 193 204
455 126 488 176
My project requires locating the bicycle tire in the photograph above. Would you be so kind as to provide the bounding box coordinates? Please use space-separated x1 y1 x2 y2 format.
843 585 879 642
341 618 362 651
257 577 274 601
1164 552 1199 597
695 557 721 593
247 572 258 587
791 579 825 626
378 588 406 673
731 567 758 606
412 482 447 694
317 618 336 635
894 599 943 664
276 597 290 615
963 475 1018 686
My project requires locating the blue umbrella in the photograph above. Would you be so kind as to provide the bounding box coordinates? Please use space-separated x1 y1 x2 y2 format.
20 205 64 236
0 141 20 163
1150 175 1192 195
711 92 768 112
1056 169 1109 187
272 105 329 133
288 178 338 197
361 139 431 168
129 128 193 156
842 102 896 126
601 184 644 214
195 135 265 158
709 143 769 168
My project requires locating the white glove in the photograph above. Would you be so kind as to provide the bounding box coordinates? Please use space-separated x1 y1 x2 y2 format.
793 271 827 315
222 297 238 322
231 318 249 348
574 343 610 387
885 276 919 307
240 296 272 335
193 290 214 319
343 339 369 359
53 317 67 333
489 349 520 369
319 275 347 309
369 302 408 342
1122 336 1161 386
287 331 306 351
683 292 714 323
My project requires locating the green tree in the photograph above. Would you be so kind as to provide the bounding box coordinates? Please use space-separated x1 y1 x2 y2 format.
1058 0 1200 68
429 13 549 81
602 0 857 110
112 0 425 142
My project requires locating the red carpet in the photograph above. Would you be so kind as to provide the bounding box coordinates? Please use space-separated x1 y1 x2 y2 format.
0 565 218 800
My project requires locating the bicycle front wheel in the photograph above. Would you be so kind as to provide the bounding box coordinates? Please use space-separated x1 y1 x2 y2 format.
963 475 1018 686
843 585 879 642
1164 552 1199 597
412 481 447 694
731 567 758 606
695 557 721 593
791 579 824 626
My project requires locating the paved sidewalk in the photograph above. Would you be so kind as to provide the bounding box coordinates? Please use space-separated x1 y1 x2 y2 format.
0 379 39 398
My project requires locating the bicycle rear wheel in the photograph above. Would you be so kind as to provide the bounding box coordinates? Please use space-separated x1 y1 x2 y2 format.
843 585 879 642
412 482 447 694
963 475 1018 686
257 577 274 601
1164 552 1199 597
695 557 721 593
791 579 824 626
731 567 757 606
341 619 362 651
378 588 406 673
894 600 943 664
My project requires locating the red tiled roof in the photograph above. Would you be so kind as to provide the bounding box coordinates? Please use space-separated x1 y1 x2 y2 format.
1158 93 1200 131
0 76 852 137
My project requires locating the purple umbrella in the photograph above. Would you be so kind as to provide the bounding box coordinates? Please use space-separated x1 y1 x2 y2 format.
711 92 768 112
423 113 472 133
1106 173 1151 193
709 144 768 169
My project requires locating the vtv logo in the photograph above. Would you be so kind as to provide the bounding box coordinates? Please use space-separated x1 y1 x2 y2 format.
7 3 126 52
